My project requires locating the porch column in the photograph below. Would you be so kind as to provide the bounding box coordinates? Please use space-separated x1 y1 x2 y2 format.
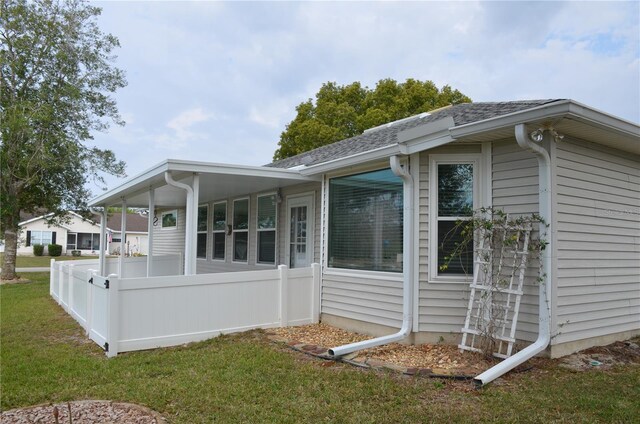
147 188 155 277
189 174 199 275
119 199 127 278
99 207 107 276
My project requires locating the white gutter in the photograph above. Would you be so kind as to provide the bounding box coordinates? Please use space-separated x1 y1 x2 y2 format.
164 172 194 275
473 123 552 386
328 155 414 357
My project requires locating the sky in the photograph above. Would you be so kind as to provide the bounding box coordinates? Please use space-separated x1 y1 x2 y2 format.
90 0 640 195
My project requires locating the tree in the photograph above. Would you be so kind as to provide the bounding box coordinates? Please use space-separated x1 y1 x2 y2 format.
0 0 127 280
273 78 471 160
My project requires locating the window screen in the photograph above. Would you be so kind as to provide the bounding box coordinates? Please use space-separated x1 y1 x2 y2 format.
212 202 226 260
233 199 249 261
197 205 208 259
257 194 276 264
328 168 403 272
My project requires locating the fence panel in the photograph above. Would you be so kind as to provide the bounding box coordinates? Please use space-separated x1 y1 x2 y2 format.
68 267 89 329
51 261 60 300
60 264 70 309
88 274 110 349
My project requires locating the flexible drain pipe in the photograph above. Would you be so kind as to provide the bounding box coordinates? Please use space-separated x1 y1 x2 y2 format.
164 172 194 275
329 155 414 357
474 123 553 386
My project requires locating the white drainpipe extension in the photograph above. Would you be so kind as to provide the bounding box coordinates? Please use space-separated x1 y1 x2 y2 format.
473 123 553 386
329 155 414 357
164 171 194 275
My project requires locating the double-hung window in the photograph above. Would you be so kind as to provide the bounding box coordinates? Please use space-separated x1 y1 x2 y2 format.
328 168 403 272
212 202 227 260
29 230 53 246
232 198 249 262
430 155 480 278
197 205 208 259
257 194 277 264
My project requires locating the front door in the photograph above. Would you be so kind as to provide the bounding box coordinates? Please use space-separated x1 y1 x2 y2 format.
286 194 314 268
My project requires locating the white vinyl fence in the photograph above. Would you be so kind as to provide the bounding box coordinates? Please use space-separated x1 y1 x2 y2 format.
51 260 320 356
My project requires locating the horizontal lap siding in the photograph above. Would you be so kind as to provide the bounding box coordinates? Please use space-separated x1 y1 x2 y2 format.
321 271 403 328
488 140 540 342
153 208 186 257
555 138 640 345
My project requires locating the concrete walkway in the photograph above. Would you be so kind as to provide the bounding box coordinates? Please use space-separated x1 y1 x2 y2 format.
0 267 50 273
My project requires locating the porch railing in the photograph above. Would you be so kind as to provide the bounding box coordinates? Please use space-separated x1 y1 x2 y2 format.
50 259 320 356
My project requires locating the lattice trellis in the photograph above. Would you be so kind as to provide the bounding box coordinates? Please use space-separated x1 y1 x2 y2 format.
459 217 533 359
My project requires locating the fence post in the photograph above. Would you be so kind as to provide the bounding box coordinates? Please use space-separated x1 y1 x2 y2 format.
311 263 320 324
279 265 288 327
68 264 75 315
107 274 119 357
50 259 55 296
58 263 64 307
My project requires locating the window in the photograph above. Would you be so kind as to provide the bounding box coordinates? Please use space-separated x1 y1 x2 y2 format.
232 198 249 262
197 205 208 259
29 230 54 246
212 202 226 260
77 233 100 250
430 155 480 278
328 168 403 272
161 210 177 229
257 194 277 264
66 233 77 250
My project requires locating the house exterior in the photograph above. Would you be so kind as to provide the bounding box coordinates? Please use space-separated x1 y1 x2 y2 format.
82 99 639 375
18 211 149 256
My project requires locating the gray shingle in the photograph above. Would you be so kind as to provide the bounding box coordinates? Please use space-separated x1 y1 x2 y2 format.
267 100 560 169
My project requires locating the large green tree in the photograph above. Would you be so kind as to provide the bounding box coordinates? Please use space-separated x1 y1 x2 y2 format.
273 79 471 160
0 0 127 279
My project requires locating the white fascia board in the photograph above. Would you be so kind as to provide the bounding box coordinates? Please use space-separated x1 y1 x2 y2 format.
449 100 640 140
19 213 53 226
299 144 403 176
89 159 320 207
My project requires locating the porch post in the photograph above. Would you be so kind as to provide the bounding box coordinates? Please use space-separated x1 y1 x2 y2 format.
99 207 107 276
119 199 127 278
147 188 155 277
189 174 199 275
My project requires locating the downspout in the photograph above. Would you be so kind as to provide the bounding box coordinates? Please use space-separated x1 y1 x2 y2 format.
329 155 414 357
164 172 194 275
473 123 552 386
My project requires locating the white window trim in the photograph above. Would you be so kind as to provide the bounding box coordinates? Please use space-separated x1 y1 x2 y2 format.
232 197 250 263
428 153 486 282
160 210 178 230
211 201 227 262
197 204 208 260
256 192 277 265
30 230 53 246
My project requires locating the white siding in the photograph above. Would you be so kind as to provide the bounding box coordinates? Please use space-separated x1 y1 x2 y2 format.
152 208 186 257
554 138 640 345
321 269 404 328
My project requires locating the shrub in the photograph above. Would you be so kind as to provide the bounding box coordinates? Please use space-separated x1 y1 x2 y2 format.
71 250 81 257
48 244 62 257
33 244 44 256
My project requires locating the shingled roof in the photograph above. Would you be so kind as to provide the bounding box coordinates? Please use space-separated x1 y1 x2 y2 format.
267 100 561 169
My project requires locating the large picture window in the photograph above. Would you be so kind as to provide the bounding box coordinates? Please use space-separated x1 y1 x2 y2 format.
197 205 208 259
257 194 277 264
328 168 403 272
29 230 54 246
212 202 226 260
430 155 480 278
232 198 249 262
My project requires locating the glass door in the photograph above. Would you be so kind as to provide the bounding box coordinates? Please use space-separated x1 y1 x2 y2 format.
287 194 314 268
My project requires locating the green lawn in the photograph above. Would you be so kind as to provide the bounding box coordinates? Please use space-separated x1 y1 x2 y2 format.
2 274 639 423
0 253 99 268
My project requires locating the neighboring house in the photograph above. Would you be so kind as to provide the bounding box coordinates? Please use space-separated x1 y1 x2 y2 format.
83 99 639 366
18 211 149 256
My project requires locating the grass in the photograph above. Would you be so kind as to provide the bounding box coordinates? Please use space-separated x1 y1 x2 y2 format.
2 274 639 423
0 253 99 268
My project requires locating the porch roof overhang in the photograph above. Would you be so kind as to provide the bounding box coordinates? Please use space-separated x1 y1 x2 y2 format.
89 159 321 208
